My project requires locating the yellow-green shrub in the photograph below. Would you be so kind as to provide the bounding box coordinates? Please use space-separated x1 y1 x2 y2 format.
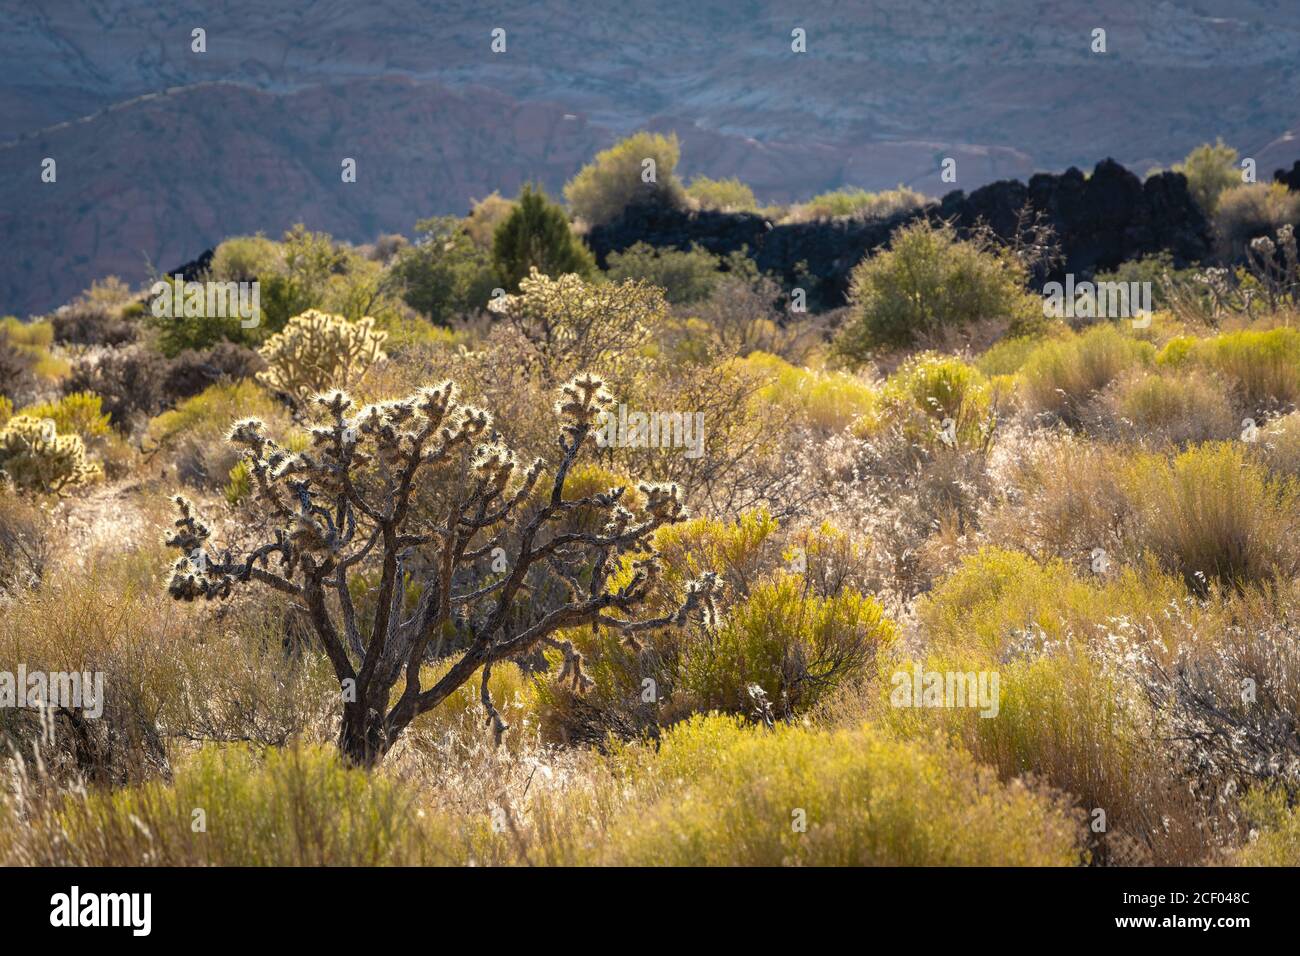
685 175 758 213
596 715 1083 865
734 351 876 432
1123 442 1300 591
918 547 1188 661
1 317 67 380
786 185 926 223
644 507 782 603
682 574 896 715
1232 789 1300 866
869 352 992 445
563 131 684 226
976 334 1046 376
1019 323 1155 424
538 570 894 740
18 391 112 441
880 646 1212 865
1093 368 1236 445
2 745 481 866
209 234 283 280
1157 327 1300 411
835 220 1041 353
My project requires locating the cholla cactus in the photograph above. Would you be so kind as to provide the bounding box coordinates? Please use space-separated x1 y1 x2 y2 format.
0 415 101 493
1246 224 1299 312
162 372 717 766
256 310 388 405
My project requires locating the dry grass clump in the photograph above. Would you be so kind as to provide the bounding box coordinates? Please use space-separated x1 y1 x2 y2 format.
1122 442 1300 592
1088 367 1237 447
1018 323 1156 426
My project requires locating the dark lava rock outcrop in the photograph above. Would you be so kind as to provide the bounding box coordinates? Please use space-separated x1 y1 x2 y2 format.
588 159 1211 310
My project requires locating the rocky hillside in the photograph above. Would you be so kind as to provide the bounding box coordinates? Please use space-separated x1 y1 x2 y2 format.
3 0 1299 315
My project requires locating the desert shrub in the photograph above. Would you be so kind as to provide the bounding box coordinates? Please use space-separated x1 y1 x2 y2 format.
1 744 477 866
680 574 896 717
982 433 1136 563
919 547 1189 661
787 185 926 223
164 342 267 400
209 234 283 281
168 602 341 747
0 544 191 784
368 233 408 264
1175 139 1241 216
1123 442 1300 592
391 216 497 324
1 316 52 351
0 317 67 385
869 353 993 446
883 642 1218 865
975 334 1045 376
1090 367 1236 446
491 184 597 292
0 416 101 493
463 191 517 248
487 270 666 383
564 132 685 227
835 220 1040 355
605 354 813 518
685 175 758 212
216 225 394 337
1233 789 1300 865
1092 252 1199 312
643 508 783 604
686 267 820 362
61 345 168 423
255 310 388 405
145 274 264 357
596 715 1083 865
49 300 138 347
537 510 890 739
147 380 288 487
1157 326 1300 412
61 343 259 428
733 351 876 433
1130 597 1300 805
1213 182 1300 260
604 242 721 304
19 391 112 442
1019 323 1155 425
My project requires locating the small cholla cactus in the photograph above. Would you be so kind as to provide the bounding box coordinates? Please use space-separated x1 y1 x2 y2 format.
161 371 718 766
256 309 388 405
0 415 101 493
1246 224 1300 311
